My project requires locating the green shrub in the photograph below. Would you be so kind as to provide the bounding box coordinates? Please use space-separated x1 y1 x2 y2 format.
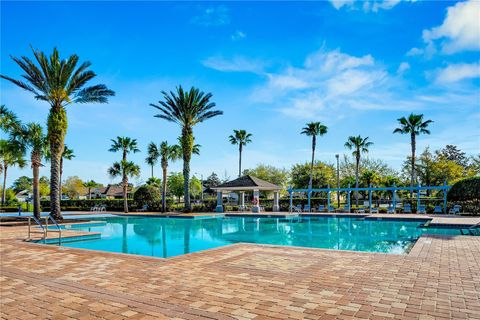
447 176 480 214
133 185 161 208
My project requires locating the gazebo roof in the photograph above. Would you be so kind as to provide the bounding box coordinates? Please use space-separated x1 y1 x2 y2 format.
212 175 282 191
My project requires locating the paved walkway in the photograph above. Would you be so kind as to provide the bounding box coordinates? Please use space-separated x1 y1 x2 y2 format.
1 225 479 319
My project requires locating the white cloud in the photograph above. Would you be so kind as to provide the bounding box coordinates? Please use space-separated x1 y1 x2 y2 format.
416 0 480 55
397 62 410 74
191 5 230 26
329 0 416 12
231 30 246 41
435 62 480 84
202 56 266 74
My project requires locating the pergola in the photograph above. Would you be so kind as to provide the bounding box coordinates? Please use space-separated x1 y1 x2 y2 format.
212 175 282 213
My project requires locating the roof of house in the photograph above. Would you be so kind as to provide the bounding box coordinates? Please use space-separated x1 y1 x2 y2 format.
212 175 281 191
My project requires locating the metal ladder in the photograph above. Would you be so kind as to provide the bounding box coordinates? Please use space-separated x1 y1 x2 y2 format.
28 216 62 244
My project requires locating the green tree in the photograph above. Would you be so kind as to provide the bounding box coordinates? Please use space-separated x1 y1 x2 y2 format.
0 140 26 206
167 172 185 203
344 135 373 205
229 130 253 177
159 141 181 212
204 172 221 189
190 176 202 200
290 161 335 189
361 169 379 187
39 176 50 197
83 180 99 200
436 145 468 167
63 176 86 199
109 137 141 213
108 161 140 212
1 48 115 219
301 122 328 195
151 86 223 212
243 164 289 188
393 113 433 197
133 185 161 207
146 177 161 188
145 142 160 179
12 176 33 193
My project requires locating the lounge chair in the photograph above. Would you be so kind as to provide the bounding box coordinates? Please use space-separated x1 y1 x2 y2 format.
317 205 325 212
449 205 461 215
387 205 396 214
402 204 412 214
343 204 350 213
417 205 426 214
433 205 443 214
303 205 311 212
328 205 335 212
137 204 148 212
355 208 366 214
370 207 379 214
292 205 302 213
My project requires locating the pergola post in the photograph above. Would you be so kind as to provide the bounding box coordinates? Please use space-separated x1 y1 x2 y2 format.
307 188 312 208
289 188 293 213
252 189 260 213
239 191 245 209
368 184 372 212
417 183 421 211
273 191 280 212
392 183 397 210
215 191 223 213
443 180 447 214
327 184 331 212
347 184 351 212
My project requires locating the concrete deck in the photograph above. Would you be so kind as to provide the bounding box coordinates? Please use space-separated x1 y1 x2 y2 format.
1 219 480 319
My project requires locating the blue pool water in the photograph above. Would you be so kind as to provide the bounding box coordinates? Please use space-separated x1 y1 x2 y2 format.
59 216 467 257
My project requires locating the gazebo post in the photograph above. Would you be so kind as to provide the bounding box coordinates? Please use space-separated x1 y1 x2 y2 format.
273 191 280 212
368 184 372 212
443 180 447 214
327 184 331 212
347 184 351 212
215 191 224 213
252 189 260 213
392 183 397 211
239 191 245 210
417 183 421 212
289 187 293 213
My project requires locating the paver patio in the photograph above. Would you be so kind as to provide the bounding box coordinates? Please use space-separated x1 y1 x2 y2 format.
1 223 479 319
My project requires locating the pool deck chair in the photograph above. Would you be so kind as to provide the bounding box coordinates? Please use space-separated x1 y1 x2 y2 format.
433 205 443 214
417 205 427 214
292 205 302 213
303 205 311 212
328 205 335 212
343 204 351 213
387 205 396 214
137 204 148 212
449 205 461 215
355 207 366 214
317 205 325 212
370 207 379 214
403 204 412 214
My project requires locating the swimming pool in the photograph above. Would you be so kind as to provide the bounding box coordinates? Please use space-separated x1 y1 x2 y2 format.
58 216 468 257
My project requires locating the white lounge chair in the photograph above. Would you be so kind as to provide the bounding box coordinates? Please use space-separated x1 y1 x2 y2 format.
292 205 302 213
137 204 148 212
370 207 379 214
387 205 396 214
449 205 461 215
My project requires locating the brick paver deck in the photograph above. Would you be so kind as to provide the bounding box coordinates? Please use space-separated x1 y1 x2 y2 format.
1 224 479 319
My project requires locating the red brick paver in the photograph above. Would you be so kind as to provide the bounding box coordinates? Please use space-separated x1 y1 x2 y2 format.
0 226 479 319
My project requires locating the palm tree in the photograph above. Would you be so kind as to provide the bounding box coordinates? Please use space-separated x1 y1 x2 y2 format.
345 135 373 206
1 47 115 219
151 86 223 212
159 141 181 212
109 137 140 212
393 113 433 196
0 140 26 206
229 130 253 177
108 161 140 213
83 180 98 200
301 122 328 193
145 142 160 179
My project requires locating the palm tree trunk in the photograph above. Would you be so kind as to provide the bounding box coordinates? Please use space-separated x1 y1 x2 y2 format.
238 144 242 177
308 136 316 190
162 164 167 212
59 157 63 199
410 133 416 198
355 153 360 206
151 165 154 179
31 152 41 219
1 164 7 206
88 188 92 200
123 174 128 213
48 106 67 220
182 126 193 212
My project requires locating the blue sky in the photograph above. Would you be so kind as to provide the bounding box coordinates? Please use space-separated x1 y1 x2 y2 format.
1 0 479 186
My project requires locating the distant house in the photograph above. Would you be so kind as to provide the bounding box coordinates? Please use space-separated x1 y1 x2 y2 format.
88 184 134 199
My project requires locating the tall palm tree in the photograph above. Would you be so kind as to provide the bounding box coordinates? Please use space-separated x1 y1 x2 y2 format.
159 141 181 212
0 140 26 206
145 142 160 179
345 135 374 206
393 113 433 196
229 130 253 177
301 122 328 193
83 180 98 200
109 137 140 212
108 161 140 213
1 47 115 219
151 86 223 212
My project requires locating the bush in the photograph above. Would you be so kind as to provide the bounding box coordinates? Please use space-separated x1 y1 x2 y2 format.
447 176 480 214
134 185 161 207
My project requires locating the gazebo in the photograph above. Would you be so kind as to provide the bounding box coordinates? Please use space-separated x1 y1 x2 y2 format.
212 175 282 213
